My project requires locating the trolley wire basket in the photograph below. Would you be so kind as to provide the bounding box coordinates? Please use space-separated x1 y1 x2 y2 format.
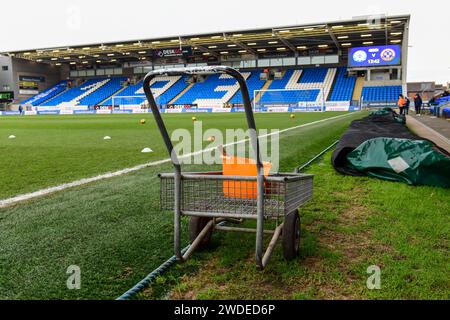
143 65 315 269
160 172 313 219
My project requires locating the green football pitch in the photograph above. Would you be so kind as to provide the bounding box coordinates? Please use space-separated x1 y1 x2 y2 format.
0 112 349 200
0 111 448 300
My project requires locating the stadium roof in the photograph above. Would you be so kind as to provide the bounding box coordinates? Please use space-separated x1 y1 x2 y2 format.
2 14 409 68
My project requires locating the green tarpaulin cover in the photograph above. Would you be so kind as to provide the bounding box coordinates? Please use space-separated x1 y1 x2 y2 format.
347 137 450 188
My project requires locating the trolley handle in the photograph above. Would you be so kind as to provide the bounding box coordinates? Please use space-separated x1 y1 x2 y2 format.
143 66 263 170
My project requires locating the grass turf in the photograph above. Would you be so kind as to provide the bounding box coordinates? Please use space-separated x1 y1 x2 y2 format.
0 112 348 200
147 153 450 300
0 111 362 299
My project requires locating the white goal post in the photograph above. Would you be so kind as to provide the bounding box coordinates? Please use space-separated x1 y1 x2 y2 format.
111 95 148 111
252 88 326 112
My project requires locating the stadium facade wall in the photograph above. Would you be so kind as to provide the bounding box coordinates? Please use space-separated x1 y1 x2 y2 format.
0 56 14 95
0 57 65 102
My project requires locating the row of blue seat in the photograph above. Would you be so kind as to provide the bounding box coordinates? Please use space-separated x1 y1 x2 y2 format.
41 77 126 106
329 67 356 101
174 74 237 104
101 76 190 106
259 69 323 104
361 86 402 101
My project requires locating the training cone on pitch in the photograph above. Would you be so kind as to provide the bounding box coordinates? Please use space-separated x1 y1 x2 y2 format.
8 135 16 139
104 136 112 140
141 147 153 153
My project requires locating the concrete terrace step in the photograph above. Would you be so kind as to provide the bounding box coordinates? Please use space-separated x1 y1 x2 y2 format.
169 82 195 105
352 76 365 101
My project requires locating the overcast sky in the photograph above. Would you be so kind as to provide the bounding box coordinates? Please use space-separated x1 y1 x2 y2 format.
1 0 449 83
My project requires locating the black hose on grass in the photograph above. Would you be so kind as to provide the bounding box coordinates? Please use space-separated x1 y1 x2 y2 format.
294 140 339 173
116 246 190 300
117 142 340 300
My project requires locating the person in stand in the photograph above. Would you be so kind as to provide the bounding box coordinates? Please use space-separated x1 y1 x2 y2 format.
397 94 406 115
414 93 423 116
405 96 411 115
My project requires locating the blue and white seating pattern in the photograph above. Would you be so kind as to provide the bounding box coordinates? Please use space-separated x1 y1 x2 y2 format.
229 71 267 104
361 86 402 102
103 75 189 107
260 68 337 105
174 72 251 107
78 77 126 106
20 80 69 106
42 77 126 107
20 66 361 110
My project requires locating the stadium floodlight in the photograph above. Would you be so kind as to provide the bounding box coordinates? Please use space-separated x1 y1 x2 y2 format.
252 87 326 112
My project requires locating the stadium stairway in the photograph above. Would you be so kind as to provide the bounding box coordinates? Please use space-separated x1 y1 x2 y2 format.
253 79 273 105
352 76 365 101
102 75 190 107
98 85 127 106
169 82 195 105
228 71 267 105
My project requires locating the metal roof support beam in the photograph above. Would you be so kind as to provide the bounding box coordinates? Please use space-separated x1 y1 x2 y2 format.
180 37 220 58
271 30 297 55
196 45 220 58
325 24 340 50
223 33 257 56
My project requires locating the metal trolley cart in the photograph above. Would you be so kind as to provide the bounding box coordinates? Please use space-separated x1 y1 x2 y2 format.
143 66 314 269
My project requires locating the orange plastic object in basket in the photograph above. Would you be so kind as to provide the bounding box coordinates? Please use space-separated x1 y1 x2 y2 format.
222 155 272 199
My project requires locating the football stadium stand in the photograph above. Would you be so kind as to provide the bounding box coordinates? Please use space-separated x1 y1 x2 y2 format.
103 75 190 107
20 80 69 106
41 77 126 107
328 67 356 102
20 67 361 110
259 68 337 105
361 85 403 102
173 72 251 107
229 71 266 104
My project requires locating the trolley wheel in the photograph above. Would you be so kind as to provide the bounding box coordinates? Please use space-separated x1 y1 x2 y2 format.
282 210 301 260
189 216 213 250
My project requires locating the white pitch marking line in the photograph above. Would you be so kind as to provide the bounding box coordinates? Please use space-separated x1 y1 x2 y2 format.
0 112 357 208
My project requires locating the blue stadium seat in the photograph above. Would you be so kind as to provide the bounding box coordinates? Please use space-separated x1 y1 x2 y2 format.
443 107 450 118
259 69 321 104
103 75 189 106
437 96 450 104
42 77 126 107
229 71 266 104
328 67 356 102
300 68 328 83
20 80 69 106
78 77 126 106
361 86 402 102
174 74 239 106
